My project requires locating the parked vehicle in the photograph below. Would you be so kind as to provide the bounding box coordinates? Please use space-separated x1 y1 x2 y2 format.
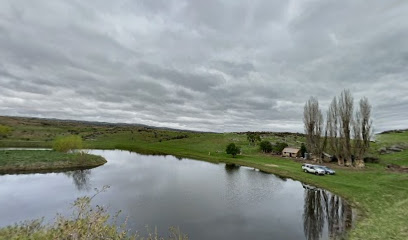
316 165 336 175
301 164 325 175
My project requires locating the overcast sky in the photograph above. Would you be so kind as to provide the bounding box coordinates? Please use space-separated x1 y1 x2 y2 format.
0 0 407 132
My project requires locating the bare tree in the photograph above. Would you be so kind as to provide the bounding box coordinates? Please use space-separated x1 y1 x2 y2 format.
352 110 363 160
309 90 372 167
304 97 316 156
326 97 343 165
338 90 353 166
314 109 324 163
359 97 372 156
303 97 324 162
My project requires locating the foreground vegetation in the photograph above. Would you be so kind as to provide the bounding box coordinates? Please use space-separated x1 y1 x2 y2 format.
0 186 187 240
0 150 107 174
0 116 407 239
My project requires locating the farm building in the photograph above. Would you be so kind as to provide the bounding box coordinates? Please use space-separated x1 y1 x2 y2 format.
282 147 301 158
322 152 333 162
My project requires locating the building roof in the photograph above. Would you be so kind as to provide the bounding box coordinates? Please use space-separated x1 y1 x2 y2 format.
323 152 332 158
282 147 300 154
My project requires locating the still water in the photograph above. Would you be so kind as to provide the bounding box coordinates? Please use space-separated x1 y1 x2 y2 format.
0 150 353 239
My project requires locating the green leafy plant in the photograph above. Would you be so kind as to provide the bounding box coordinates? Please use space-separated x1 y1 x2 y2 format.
272 142 288 154
300 143 307 158
247 132 261 146
226 143 240 158
0 125 12 138
53 135 83 153
259 141 273 153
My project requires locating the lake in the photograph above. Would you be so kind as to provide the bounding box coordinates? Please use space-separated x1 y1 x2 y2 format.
0 150 354 239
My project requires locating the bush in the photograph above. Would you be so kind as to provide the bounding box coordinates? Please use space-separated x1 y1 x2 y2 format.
259 141 273 153
0 125 12 138
53 135 83 153
247 133 261 145
273 142 288 154
226 143 240 158
364 156 380 163
300 143 307 158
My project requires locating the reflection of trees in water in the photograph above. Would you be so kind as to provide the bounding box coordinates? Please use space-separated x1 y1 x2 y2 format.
64 170 92 191
303 186 353 240
225 163 240 174
303 188 325 240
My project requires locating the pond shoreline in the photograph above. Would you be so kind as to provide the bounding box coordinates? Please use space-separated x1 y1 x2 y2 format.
111 147 361 238
0 149 107 175
0 149 354 240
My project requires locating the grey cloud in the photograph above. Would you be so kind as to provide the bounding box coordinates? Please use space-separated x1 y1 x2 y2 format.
137 62 226 92
0 0 407 132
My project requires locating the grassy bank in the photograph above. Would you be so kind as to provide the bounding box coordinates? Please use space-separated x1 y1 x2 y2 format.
0 116 408 239
101 132 408 240
0 150 107 174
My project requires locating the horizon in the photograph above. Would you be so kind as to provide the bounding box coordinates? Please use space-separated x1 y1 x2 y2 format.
1 1 408 132
2 114 404 135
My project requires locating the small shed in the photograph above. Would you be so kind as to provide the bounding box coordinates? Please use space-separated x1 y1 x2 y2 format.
322 152 333 162
282 147 301 158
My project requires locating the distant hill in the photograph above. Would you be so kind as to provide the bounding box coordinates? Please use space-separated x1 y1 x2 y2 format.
379 129 408 134
0 115 213 133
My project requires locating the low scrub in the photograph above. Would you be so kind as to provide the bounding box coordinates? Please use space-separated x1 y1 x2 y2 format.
53 135 83 153
0 125 12 138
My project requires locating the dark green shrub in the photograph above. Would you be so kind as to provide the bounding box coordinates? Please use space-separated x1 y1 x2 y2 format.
300 143 307 158
247 132 261 145
226 143 240 158
273 142 288 154
259 141 273 153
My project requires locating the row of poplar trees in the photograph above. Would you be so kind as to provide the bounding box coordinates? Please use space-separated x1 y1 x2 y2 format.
303 89 372 166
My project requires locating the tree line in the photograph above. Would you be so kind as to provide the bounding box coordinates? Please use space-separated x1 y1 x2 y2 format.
303 89 372 166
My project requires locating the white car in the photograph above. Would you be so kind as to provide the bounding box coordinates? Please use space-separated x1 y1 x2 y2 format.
302 164 325 175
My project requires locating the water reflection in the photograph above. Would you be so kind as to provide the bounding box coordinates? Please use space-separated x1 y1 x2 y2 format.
63 170 92 191
225 163 240 173
0 150 354 239
303 184 353 240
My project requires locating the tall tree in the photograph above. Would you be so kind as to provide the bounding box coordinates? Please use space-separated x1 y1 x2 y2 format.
338 90 353 166
359 97 372 157
300 143 307 158
303 97 324 162
326 97 343 165
352 110 363 160
314 109 324 163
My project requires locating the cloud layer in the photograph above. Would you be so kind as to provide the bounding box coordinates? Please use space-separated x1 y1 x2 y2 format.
1 0 407 132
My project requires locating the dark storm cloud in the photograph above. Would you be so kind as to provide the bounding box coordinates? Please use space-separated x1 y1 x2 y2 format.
0 0 407 132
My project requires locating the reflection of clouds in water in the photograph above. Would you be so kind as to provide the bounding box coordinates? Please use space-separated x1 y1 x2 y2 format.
0 150 355 239
303 186 354 240
63 170 92 191
224 164 286 208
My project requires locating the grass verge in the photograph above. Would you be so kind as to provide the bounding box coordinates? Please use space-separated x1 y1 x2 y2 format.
0 150 107 174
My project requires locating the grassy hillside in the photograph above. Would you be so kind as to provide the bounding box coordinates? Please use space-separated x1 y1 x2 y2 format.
374 130 408 167
0 116 408 239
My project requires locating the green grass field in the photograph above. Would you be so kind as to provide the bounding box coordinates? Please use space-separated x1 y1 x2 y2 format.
0 116 408 239
0 150 107 174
